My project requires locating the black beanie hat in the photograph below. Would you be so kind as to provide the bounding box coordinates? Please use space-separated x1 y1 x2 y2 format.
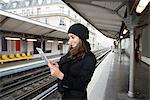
68 23 89 41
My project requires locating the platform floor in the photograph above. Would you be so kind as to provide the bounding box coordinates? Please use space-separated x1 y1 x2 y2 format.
87 52 149 100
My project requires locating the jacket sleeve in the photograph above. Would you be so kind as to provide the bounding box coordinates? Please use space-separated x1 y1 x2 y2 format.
62 55 96 91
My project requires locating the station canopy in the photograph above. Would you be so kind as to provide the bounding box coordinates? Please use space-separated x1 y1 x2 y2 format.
63 0 127 39
0 9 68 39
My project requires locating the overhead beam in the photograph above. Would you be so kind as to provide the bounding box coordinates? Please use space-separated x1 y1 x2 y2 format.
94 22 121 27
101 31 117 39
99 28 119 33
0 17 9 27
43 30 56 36
115 0 127 12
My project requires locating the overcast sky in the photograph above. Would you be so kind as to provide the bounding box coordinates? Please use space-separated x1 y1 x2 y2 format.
96 31 114 48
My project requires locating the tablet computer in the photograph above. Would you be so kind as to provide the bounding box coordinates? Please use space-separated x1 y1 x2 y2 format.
36 48 49 64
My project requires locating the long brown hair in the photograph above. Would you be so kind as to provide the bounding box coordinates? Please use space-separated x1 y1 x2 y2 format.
69 39 88 59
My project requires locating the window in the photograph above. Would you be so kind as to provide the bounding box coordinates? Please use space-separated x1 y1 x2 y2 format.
93 37 95 43
46 7 49 11
0 3 3 9
11 2 17 8
37 8 41 15
70 20 72 25
25 0 30 7
68 10 70 16
46 7 50 14
31 10 34 14
74 15 76 19
36 19 40 22
45 18 48 24
52 0 62 3
87 23 90 27
26 9 30 16
60 6 64 14
38 0 43 5
13 11 16 14
79 19 81 22
59 17 66 26
74 15 77 22
46 0 51 4
22 10 25 14
39 18 46 23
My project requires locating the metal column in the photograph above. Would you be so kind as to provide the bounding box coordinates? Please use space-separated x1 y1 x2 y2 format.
119 39 122 61
41 37 44 49
126 1 136 97
128 26 135 97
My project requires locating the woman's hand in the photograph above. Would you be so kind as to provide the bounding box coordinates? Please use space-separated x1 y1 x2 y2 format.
48 60 64 80
48 60 59 68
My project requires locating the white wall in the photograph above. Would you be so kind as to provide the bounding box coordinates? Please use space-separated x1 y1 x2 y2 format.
21 40 27 53
7 40 11 53
8 40 16 54
51 40 60 54
45 42 52 51
63 44 69 54
27 41 33 53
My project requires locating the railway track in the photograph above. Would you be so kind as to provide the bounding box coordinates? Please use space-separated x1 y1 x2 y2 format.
0 65 57 100
0 49 110 100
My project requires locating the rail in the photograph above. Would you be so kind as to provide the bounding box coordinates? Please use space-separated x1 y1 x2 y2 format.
0 49 110 100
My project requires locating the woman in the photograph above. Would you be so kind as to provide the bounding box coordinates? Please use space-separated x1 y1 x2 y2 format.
48 23 96 100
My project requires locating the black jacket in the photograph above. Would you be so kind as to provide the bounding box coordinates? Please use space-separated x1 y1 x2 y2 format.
58 51 96 92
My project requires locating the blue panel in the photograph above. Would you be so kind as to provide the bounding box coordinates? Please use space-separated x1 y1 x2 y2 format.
2 37 7 51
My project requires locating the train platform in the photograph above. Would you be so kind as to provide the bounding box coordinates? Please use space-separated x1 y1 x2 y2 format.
87 52 149 100
0 54 62 68
0 54 62 77
0 50 101 77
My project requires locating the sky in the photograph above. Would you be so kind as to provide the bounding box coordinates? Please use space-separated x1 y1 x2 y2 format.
96 31 114 48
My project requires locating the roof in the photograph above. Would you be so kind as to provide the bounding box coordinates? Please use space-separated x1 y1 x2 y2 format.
63 0 127 39
0 9 68 39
